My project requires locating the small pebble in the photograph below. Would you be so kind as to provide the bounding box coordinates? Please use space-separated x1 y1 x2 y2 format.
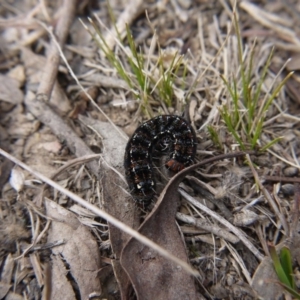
281 184 294 196
283 166 299 177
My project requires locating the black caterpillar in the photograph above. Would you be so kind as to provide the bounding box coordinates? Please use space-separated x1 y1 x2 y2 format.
124 115 197 206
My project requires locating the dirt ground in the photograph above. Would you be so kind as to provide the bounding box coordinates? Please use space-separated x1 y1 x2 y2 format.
1 0 300 299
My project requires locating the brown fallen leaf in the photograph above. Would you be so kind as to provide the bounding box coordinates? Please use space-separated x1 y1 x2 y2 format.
79 115 140 299
50 255 76 300
45 198 101 299
0 74 23 105
0 282 11 299
251 256 284 299
120 167 199 299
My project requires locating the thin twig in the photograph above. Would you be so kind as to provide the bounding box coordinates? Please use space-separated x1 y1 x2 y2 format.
264 175 300 184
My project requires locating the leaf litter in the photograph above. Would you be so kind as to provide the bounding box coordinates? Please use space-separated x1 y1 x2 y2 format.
1 1 300 300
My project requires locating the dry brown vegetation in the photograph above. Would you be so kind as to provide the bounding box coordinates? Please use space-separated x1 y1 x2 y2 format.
1 0 300 299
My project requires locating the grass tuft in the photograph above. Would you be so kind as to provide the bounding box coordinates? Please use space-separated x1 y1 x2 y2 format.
83 14 188 117
218 12 293 151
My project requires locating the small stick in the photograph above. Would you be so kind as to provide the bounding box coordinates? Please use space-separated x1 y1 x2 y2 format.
37 0 76 98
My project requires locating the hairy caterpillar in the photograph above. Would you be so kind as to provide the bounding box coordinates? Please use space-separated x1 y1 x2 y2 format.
124 115 197 206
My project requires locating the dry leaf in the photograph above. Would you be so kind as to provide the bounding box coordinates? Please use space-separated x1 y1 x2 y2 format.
251 257 283 299
0 282 11 299
45 199 101 299
0 74 23 105
37 140 62 153
121 162 198 299
50 255 76 300
4 291 24 300
79 115 140 299
7 65 25 87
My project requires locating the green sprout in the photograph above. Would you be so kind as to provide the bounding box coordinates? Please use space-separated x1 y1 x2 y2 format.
269 244 300 299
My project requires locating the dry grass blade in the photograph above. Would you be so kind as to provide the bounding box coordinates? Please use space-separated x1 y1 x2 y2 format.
224 241 252 284
179 188 264 261
246 154 289 235
176 212 239 244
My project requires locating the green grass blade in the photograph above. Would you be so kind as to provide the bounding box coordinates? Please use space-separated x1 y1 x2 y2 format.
106 0 122 41
220 107 245 149
88 19 132 88
232 78 240 126
260 137 282 152
270 244 293 289
251 119 263 149
163 54 179 96
154 50 184 107
220 75 236 108
220 74 241 129
125 24 146 90
233 12 247 107
280 247 295 289
250 47 274 118
263 72 294 112
181 60 188 90
246 38 256 85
